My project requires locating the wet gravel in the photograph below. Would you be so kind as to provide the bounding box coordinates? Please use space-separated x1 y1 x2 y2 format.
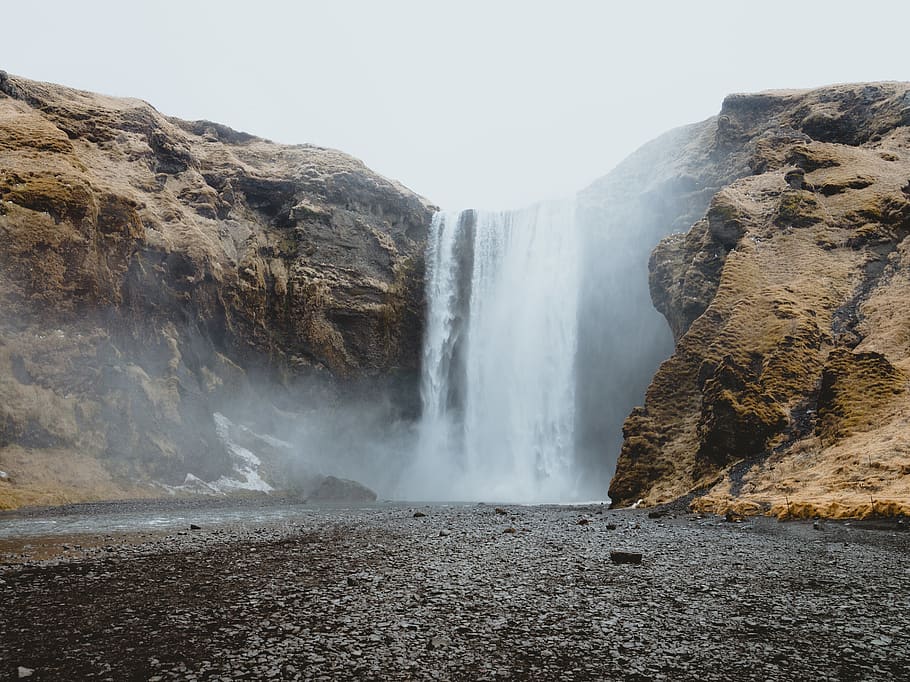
1 503 908 681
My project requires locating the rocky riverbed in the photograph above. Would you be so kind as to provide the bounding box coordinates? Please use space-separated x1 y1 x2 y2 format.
1 501 908 681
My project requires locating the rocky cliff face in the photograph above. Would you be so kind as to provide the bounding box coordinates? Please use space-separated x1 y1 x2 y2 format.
610 83 910 518
5 73 908 518
0 72 433 508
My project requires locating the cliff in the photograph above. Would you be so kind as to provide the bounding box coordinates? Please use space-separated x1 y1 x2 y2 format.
0 72 433 508
610 82 910 518
5 72 909 518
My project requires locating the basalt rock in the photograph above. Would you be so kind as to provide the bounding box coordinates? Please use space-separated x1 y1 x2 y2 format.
0 73 433 508
611 83 910 518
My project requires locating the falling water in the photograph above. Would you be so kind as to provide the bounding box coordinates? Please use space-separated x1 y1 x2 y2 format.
406 201 581 501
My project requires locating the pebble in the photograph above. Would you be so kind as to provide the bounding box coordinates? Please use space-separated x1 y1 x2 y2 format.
1 504 908 680
610 550 643 565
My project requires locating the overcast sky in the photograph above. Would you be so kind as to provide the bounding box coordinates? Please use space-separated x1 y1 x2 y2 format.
4 1 908 209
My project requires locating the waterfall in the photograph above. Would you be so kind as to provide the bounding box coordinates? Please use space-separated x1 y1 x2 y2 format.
405 201 582 502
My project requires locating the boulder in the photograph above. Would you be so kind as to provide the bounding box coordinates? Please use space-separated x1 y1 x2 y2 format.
306 475 377 503
609 551 643 565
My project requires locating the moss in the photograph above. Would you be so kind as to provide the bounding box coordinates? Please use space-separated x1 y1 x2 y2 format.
707 200 738 223
817 348 906 444
760 317 825 401
607 407 681 506
276 235 299 257
785 144 841 172
706 194 746 247
845 222 894 248
295 277 349 374
97 192 144 239
376 254 422 366
0 117 75 155
697 360 789 469
775 190 823 227
1 172 98 225
843 194 910 228
774 499 910 520
816 176 874 196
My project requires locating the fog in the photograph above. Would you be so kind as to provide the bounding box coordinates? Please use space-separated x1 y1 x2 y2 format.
4 1 908 210
213 378 421 500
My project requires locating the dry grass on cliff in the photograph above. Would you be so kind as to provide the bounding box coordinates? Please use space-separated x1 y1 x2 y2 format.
0 445 156 510
617 91 910 517
625 177 865 507
693 389 910 519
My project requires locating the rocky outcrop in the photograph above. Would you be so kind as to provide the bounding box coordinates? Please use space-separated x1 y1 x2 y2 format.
610 83 910 518
0 72 433 508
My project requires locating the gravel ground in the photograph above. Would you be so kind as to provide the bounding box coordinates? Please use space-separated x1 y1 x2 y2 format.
1 503 908 681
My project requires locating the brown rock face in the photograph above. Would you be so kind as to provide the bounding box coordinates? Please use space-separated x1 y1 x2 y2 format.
611 83 910 517
0 73 433 508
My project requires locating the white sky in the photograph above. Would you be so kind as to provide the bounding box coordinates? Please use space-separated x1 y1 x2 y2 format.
3 1 908 210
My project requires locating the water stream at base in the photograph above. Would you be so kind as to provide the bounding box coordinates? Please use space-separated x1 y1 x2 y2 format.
404 201 582 502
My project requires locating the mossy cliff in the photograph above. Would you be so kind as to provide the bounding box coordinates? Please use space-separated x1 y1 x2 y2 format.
0 72 433 508
610 83 910 518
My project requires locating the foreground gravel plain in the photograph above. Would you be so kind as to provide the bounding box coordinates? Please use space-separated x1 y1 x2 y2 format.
1 500 908 681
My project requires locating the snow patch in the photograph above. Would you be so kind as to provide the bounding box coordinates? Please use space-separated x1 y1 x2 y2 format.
157 414 275 495
233 421 293 451
211 413 274 493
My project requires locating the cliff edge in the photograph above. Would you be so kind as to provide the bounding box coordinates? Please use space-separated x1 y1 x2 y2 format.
610 82 910 518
